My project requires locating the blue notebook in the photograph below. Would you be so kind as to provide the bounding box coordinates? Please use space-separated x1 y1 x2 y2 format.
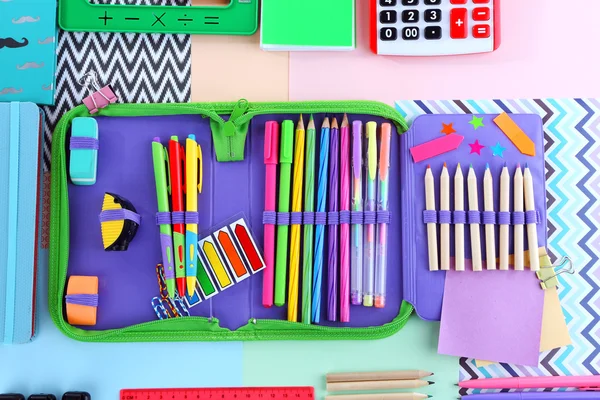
0 102 43 344
0 0 58 105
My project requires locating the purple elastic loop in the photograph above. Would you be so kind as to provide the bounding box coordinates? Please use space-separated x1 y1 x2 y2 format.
498 211 511 225
423 210 437 224
65 293 98 307
185 211 199 224
376 211 391 224
70 136 99 150
351 211 364 224
526 210 539 224
483 211 496 225
339 210 351 224
327 211 339 225
155 212 172 225
364 211 377 225
263 211 277 225
438 210 451 224
315 212 327 225
512 211 525 225
171 211 185 225
290 212 303 225
303 212 315 225
99 209 141 225
468 210 481 224
453 210 466 224
277 212 290 226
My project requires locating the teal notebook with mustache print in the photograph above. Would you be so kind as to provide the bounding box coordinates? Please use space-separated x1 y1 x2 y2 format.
0 0 57 105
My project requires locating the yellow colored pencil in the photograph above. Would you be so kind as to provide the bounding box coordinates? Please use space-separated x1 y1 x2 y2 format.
288 115 305 321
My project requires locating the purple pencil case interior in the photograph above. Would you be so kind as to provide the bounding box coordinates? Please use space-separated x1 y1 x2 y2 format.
48 101 547 342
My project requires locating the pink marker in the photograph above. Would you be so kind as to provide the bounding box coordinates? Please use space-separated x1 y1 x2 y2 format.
262 121 279 307
339 115 351 322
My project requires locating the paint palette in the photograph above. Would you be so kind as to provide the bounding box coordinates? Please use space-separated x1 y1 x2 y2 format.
185 217 265 306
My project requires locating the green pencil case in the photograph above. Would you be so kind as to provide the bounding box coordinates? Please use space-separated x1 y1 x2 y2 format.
49 99 414 342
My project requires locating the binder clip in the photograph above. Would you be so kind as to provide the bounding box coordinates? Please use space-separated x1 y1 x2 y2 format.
78 71 117 114
536 256 575 290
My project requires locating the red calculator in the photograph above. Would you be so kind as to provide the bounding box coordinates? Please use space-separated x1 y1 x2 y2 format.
370 0 501 56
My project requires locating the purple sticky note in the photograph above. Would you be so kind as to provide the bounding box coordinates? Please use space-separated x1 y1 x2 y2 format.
438 264 544 367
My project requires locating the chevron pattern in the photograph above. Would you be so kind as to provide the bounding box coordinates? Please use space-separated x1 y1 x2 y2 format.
41 1 191 172
395 99 600 394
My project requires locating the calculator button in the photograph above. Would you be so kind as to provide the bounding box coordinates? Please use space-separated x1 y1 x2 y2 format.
380 0 397 6
402 10 420 23
401 0 419 5
450 8 467 38
424 9 441 22
472 7 490 21
424 0 441 4
402 27 420 40
380 28 398 41
472 24 490 38
380 10 397 23
472 0 490 3
425 26 442 40
450 0 467 3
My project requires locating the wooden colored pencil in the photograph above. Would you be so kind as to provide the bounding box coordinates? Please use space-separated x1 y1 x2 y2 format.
301 115 316 323
325 393 430 400
514 165 524 271
499 164 510 270
425 165 438 271
483 164 496 270
326 370 433 383
524 164 540 271
454 164 465 271
339 114 351 321
440 163 450 271
468 165 482 272
327 380 434 392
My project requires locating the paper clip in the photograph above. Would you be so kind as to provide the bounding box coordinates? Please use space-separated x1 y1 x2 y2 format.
536 256 575 290
78 70 117 114
152 263 190 319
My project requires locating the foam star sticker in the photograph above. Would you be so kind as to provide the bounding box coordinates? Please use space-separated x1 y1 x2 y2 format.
491 142 506 158
469 115 485 130
469 139 485 155
441 122 456 135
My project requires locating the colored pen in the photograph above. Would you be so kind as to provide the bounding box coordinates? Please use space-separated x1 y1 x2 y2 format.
327 117 340 321
151 138 176 298
168 136 186 297
275 120 294 307
339 115 351 322
185 134 203 297
263 121 279 308
350 120 364 305
302 115 316 324
375 123 391 308
312 117 330 323
461 393 600 400
363 121 377 307
459 376 600 390
288 115 305 322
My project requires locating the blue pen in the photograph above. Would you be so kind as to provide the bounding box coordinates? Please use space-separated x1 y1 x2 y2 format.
312 117 330 323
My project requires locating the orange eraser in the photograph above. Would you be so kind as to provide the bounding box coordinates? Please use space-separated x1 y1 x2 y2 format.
493 112 536 156
65 275 98 326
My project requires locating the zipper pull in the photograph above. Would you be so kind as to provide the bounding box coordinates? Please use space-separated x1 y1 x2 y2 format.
223 99 249 137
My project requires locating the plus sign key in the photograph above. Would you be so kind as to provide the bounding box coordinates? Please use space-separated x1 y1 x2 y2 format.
450 8 467 39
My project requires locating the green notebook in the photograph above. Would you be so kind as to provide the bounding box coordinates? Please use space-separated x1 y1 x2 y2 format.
260 0 355 51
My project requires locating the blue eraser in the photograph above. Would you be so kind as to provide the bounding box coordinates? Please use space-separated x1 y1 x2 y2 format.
69 117 99 185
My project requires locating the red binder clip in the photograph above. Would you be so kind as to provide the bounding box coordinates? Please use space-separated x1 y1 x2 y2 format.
78 71 117 114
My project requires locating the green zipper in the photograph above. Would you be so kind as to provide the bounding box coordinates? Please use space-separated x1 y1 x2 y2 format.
48 100 413 343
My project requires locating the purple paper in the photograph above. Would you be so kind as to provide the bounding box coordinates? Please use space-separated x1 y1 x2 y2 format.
438 264 544 366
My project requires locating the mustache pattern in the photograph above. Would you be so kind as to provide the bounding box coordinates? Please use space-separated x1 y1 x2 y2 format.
42 83 53 91
38 36 55 45
0 87 23 95
16 61 44 70
12 16 40 24
0 37 29 49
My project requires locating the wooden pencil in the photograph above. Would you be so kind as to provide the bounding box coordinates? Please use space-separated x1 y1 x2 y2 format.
514 165 524 271
440 163 450 271
468 165 482 271
325 393 430 400
499 164 510 270
483 163 496 270
454 164 465 271
524 164 540 271
327 380 433 392
326 370 433 383
425 165 438 271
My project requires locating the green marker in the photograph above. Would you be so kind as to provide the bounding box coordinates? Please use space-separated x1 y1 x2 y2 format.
152 138 176 298
301 116 316 323
274 120 294 307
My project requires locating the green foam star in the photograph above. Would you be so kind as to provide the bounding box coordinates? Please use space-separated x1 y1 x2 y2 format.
469 115 485 130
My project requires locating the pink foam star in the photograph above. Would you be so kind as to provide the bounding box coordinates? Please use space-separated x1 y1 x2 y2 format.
469 139 485 155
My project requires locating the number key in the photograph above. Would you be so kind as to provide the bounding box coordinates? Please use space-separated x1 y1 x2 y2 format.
401 0 418 5
402 10 419 23
424 9 441 22
424 0 441 4
402 27 420 40
380 27 398 41
379 0 397 5
380 10 397 23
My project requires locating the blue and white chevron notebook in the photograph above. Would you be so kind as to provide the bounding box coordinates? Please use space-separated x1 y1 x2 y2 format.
0 0 58 105
0 102 42 344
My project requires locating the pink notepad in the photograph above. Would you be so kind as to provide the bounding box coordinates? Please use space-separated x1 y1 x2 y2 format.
438 265 544 367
